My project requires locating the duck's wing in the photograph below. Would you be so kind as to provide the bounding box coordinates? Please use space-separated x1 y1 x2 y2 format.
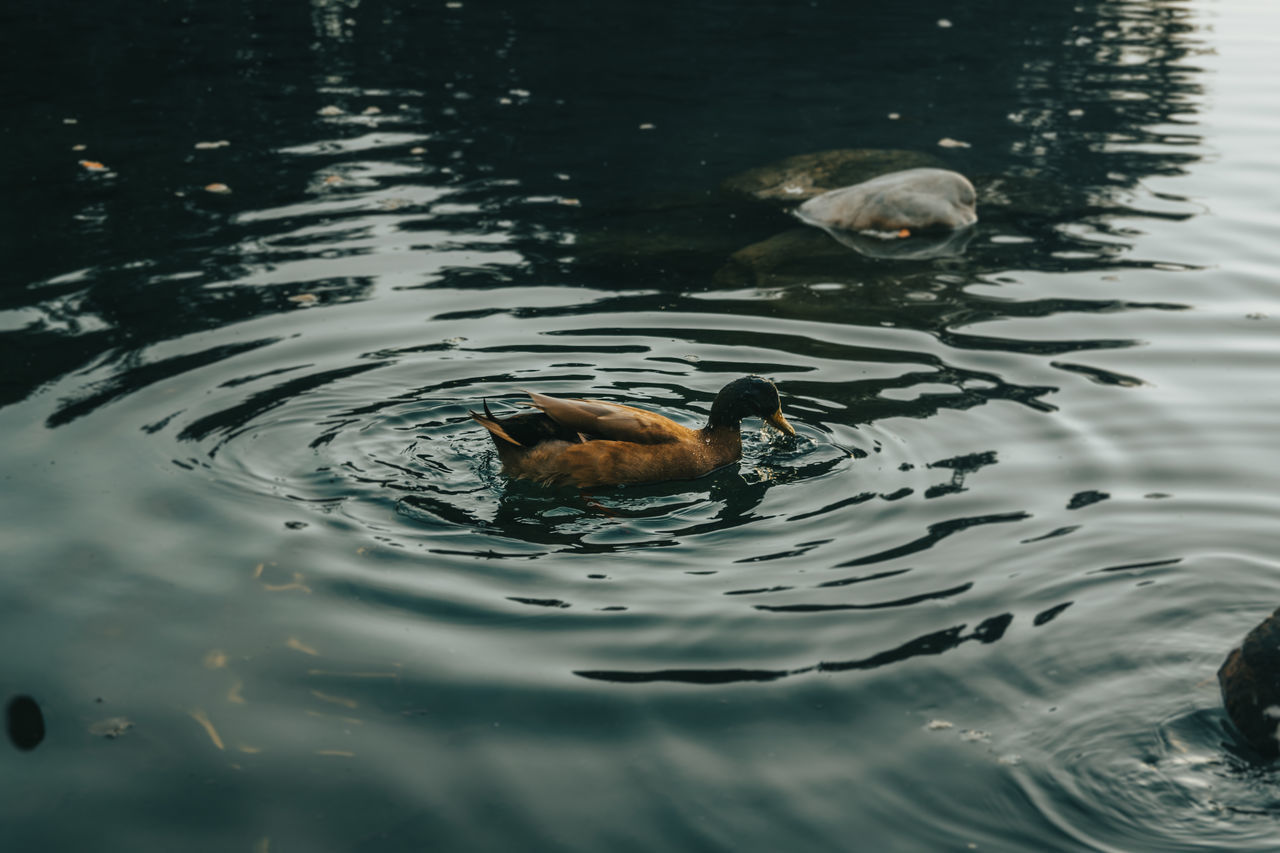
524 391 686 445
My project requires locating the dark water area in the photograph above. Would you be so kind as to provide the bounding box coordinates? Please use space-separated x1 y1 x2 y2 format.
4 0 1280 850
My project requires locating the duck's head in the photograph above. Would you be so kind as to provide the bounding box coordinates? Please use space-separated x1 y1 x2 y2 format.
708 376 795 435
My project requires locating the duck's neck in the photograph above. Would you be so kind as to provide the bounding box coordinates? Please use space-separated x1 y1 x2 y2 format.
700 420 743 460
706 394 744 433
703 396 747 461
703 410 741 434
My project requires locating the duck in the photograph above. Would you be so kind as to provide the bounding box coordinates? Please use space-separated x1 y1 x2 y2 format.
471 376 796 488
1219 605 1280 756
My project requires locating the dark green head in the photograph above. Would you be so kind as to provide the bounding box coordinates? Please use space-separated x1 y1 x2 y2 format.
707 376 795 434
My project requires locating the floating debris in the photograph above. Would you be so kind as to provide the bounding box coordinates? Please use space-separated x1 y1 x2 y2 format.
63 117 78 125
318 105 345 117
194 140 231 150
263 571 312 591
887 112 900 120
308 670 398 681
203 650 228 669
287 637 320 656
961 729 991 743
89 716 135 739
795 168 977 235
287 293 319 305
555 172 570 181
79 160 108 172
446 1 463 7
322 175 344 185
6 695 44 750
925 719 954 731
362 106 382 116
204 182 232 194
409 146 426 155
509 88 530 97
638 122 656 130
310 689 358 710
71 144 87 151
1068 108 1085 117
937 137 972 149
557 197 581 207
937 18 953 27
189 709 224 750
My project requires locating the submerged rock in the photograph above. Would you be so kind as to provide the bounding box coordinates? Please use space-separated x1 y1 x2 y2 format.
795 168 978 234
1219 606 1280 756
577 147 1108 284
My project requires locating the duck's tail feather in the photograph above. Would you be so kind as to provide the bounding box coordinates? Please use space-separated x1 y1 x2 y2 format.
470 400 523 446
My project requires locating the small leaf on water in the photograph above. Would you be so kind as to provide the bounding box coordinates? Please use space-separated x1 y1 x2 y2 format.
88 716 134 739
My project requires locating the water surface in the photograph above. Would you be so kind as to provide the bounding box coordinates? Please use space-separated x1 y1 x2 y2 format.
4 1 1280 850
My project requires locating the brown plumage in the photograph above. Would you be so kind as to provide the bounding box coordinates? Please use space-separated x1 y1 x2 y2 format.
471 376 796 488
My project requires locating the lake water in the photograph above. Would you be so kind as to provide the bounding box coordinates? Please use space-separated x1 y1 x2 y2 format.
4 0 1280 850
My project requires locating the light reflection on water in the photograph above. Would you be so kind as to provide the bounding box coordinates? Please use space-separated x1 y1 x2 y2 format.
5 0 1280 851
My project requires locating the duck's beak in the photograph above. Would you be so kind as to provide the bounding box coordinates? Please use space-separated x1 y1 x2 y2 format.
765 409 796 436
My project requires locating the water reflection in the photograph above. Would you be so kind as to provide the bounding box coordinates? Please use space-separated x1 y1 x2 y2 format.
2 0 1255 852
575 611 1018 685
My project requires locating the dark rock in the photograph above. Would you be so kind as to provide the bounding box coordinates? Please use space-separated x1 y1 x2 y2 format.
1219 606 1280 756
578 147 1124 282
